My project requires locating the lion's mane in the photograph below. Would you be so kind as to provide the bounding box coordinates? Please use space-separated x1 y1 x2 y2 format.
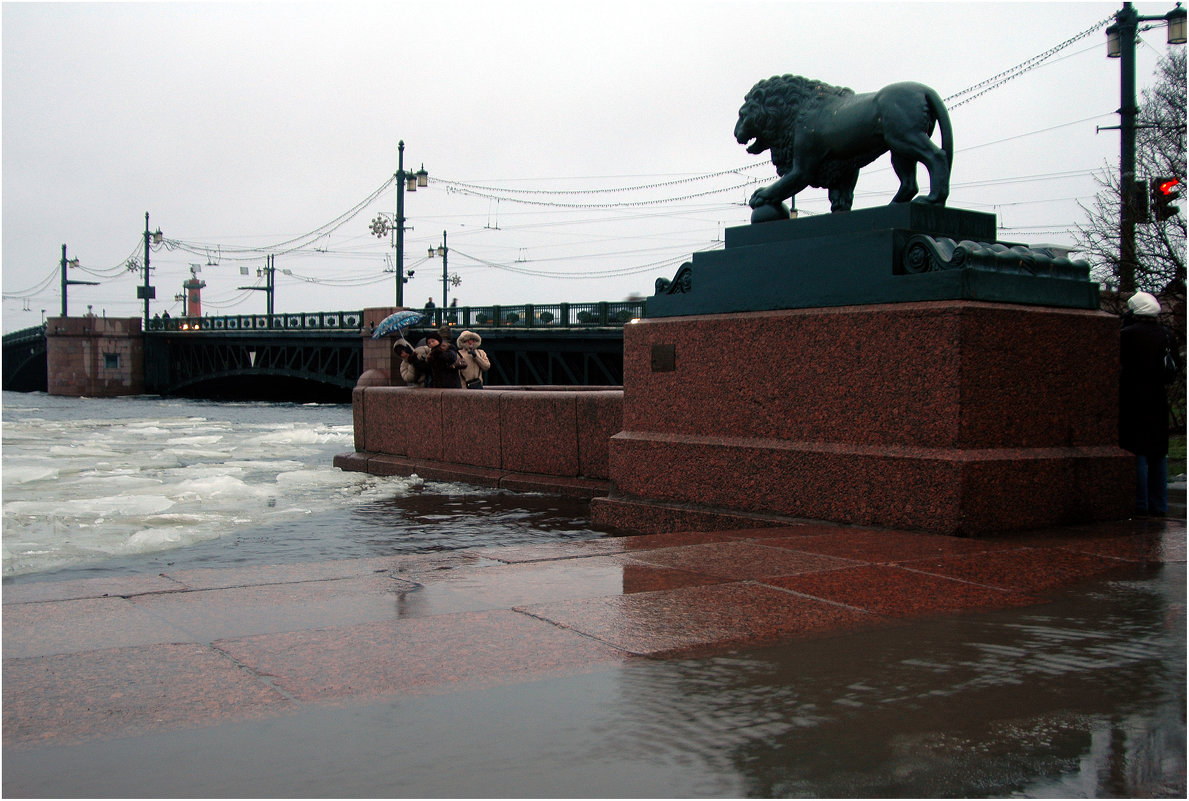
739 75 863 186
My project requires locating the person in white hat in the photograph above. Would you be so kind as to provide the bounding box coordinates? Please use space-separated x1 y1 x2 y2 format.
1119 291 1180 516
456 330 491 388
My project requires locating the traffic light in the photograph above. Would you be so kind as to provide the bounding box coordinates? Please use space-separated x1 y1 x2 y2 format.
1151 176 1182 222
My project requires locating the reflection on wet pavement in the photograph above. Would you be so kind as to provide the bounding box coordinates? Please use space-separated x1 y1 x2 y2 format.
3 517 1184 797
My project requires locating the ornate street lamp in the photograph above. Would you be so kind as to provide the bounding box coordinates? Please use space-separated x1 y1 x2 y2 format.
369 141 428 307
428 230 452 318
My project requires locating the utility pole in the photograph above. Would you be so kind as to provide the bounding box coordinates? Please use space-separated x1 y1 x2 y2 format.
60 244 97 317
1106 2 1187 293
238 254 275 316
138 212 162 329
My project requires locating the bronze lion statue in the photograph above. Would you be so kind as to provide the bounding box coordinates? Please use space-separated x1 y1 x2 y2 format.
735 75 953 219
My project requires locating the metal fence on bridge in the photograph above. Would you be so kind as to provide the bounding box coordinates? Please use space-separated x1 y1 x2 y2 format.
144 300 647 334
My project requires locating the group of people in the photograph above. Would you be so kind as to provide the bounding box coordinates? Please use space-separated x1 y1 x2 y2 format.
394 326 490 390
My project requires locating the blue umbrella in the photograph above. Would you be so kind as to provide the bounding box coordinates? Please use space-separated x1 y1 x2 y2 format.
371 310 426 339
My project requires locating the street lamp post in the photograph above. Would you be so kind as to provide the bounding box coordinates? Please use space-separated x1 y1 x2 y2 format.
237 254 276 316
429 230 449 318
1105 1 1186 293
60 244 97 317
138 212 163 329
370 140 428 307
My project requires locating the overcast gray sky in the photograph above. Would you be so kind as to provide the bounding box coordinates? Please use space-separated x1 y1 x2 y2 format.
1 0 1176 332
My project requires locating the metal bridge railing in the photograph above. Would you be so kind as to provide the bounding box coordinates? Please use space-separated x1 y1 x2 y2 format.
147 311 365 333
3 324 47 346
143 301 647 334
423 301 646 329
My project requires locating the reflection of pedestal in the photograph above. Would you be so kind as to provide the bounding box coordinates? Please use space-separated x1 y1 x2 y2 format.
592 207 1131 536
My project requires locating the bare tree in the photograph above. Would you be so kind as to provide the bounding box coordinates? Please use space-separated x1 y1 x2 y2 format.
1078 47 1186 306
1078 49 1185 433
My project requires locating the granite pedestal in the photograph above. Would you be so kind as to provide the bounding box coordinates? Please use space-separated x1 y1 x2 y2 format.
591 208 1132 536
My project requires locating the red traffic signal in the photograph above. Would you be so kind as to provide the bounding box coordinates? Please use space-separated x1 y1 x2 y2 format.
1151 176 1182 221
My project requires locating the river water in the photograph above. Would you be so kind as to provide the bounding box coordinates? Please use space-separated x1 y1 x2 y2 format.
2 392 1185 797
1 392 608 581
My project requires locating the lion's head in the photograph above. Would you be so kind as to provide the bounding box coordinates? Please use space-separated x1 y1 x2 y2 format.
734 75 854 165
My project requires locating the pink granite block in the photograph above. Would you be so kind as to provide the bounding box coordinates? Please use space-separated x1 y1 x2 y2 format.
761 528 1020 563
465 539 632 564
3 642 292 748
130 575 413 641
421 462 505 487
603 435 1132 535
2 573 184 604
163 557 395 590
2 596 195 658
352 386 366 452
1040 518 1187 564
621 305 964 448
590 495 792 535
214 610 627 702
332 451 369 473
618 529 749 551
604 303 1132 536
767 564 1042 617
360 387 406 455
404 389 445 461
956 305 1121 448
576 390 623 479
498 472 609 498
387 555 724 616
899 546 1139 592
440 389 503 468
519 582 880 657
499 391 579 476
625 540 858 581
366 454 418 476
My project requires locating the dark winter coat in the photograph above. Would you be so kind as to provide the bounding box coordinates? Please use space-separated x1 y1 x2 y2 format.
425 343 465 389
1119 316 1174 457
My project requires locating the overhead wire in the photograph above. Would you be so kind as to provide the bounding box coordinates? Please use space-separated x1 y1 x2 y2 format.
17 15 1116 305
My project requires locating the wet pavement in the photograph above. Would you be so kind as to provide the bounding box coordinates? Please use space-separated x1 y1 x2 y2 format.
4 512 1185 797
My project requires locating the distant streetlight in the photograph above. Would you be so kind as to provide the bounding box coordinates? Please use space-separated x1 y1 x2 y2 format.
238 254 276 316
428 230 451 319
1104 2 1186 293
60 244 98 317
369 141 428 307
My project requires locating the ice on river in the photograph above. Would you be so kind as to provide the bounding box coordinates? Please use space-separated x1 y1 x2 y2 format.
1 394 392 576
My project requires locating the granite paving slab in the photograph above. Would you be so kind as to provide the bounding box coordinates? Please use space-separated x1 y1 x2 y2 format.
3 642 293 748
213 609 629 702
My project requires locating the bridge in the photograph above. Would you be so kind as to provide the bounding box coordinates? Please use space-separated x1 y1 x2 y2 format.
3 300 644 401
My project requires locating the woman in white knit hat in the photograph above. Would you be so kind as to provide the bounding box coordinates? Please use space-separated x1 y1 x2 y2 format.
1119 291 1180 516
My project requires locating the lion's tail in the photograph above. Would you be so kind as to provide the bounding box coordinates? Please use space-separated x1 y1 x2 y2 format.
927 88 953 168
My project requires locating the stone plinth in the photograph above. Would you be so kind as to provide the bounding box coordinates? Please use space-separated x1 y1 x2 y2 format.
46 316 144 397
648 206 1099 318
337 386 622 498
358 306 398 386
590 302 1132 536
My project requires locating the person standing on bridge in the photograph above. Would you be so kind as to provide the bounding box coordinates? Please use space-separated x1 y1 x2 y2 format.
456 330 490 389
